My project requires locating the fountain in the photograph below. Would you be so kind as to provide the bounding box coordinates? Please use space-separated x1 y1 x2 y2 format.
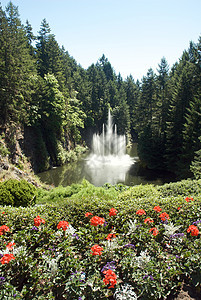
85 110 134 185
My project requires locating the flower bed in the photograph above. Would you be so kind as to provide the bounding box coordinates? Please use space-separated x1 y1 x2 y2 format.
0 180 200 299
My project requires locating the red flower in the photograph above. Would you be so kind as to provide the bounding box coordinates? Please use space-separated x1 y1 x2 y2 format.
177 206 182 210
90 216 105 226
153 206 162 213
136 209 146 216
6 242 15 250
185 196 194 202
187 225 199 236
109 208 117 217
144 218 154 224
91 244 103 255
0 253 15 265
106 233 116 240
34 216 45 227
85 212 93 217
103 269 117 288
0 225 10 235
149 227 159 236
57 221 69 231
159 212 170 222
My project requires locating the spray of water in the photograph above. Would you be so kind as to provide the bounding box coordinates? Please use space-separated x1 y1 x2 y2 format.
85 110 134 185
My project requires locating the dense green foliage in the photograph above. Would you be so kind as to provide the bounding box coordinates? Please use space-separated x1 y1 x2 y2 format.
0 179 37 207
0 179 200 299
0 1 201 177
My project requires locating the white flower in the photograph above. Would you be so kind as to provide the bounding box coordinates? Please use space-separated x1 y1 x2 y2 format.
163 222 182 237
135 250 151 268
127 219 137 234
66 224 76 236
114 283 138 300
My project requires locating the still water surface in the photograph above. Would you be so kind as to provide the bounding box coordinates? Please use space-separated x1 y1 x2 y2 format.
38 144 174 187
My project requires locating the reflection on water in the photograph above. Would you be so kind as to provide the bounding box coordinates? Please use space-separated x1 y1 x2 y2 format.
38 144 173 187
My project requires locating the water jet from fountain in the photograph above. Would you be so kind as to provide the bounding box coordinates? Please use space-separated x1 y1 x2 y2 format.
85 110 134 185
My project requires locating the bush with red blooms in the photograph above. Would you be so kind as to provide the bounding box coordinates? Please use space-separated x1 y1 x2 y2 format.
103 269 117 288
187 225 199 236
159 212 170 222
57 220 69 231
90 216 105 226
91 244 103 255
153 206 162 212
144 218 154 224
149 227 159 236
106 233 116 240
34 216 45 227
85 212 93 217
185 196 194 202
0 254 15 265
0 225 10 235
6 242 15 250
109 208 117 217
136 209 146 215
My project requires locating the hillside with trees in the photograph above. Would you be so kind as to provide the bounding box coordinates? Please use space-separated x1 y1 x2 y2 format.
0 1 201 180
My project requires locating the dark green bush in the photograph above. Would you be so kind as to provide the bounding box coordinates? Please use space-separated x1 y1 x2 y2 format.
0 183 14 206
0 179 37 207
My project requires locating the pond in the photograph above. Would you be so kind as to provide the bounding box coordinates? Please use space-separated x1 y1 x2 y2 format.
37 144 175 187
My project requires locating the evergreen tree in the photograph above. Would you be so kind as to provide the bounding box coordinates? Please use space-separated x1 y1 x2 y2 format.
0 2 36 125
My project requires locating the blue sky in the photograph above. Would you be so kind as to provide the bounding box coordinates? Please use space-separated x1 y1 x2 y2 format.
1 0 201 80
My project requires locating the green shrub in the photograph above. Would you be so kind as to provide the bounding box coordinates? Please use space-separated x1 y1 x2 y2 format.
0 183 14 206
157 179 201 197
0 179 37 207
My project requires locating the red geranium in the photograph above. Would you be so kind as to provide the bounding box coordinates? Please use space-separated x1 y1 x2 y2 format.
0 225 10 235
85 212 93 217
136 209 146 216
103 269 117 288
106 233 116 240
0 253 15 265
109 208 117 217
159 212 170 222
149 227 159 236
6 242 15 250
90 216 105 226
91 244 103 255
57 221 69 231
187 225 199 236
144 218 154 224
153 206 162 213
34 216 45 227
185 196 194 202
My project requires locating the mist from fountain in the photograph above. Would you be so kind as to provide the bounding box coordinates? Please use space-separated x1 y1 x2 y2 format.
85 110 134 185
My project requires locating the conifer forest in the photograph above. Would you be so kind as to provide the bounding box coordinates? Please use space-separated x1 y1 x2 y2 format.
1 2 201 179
